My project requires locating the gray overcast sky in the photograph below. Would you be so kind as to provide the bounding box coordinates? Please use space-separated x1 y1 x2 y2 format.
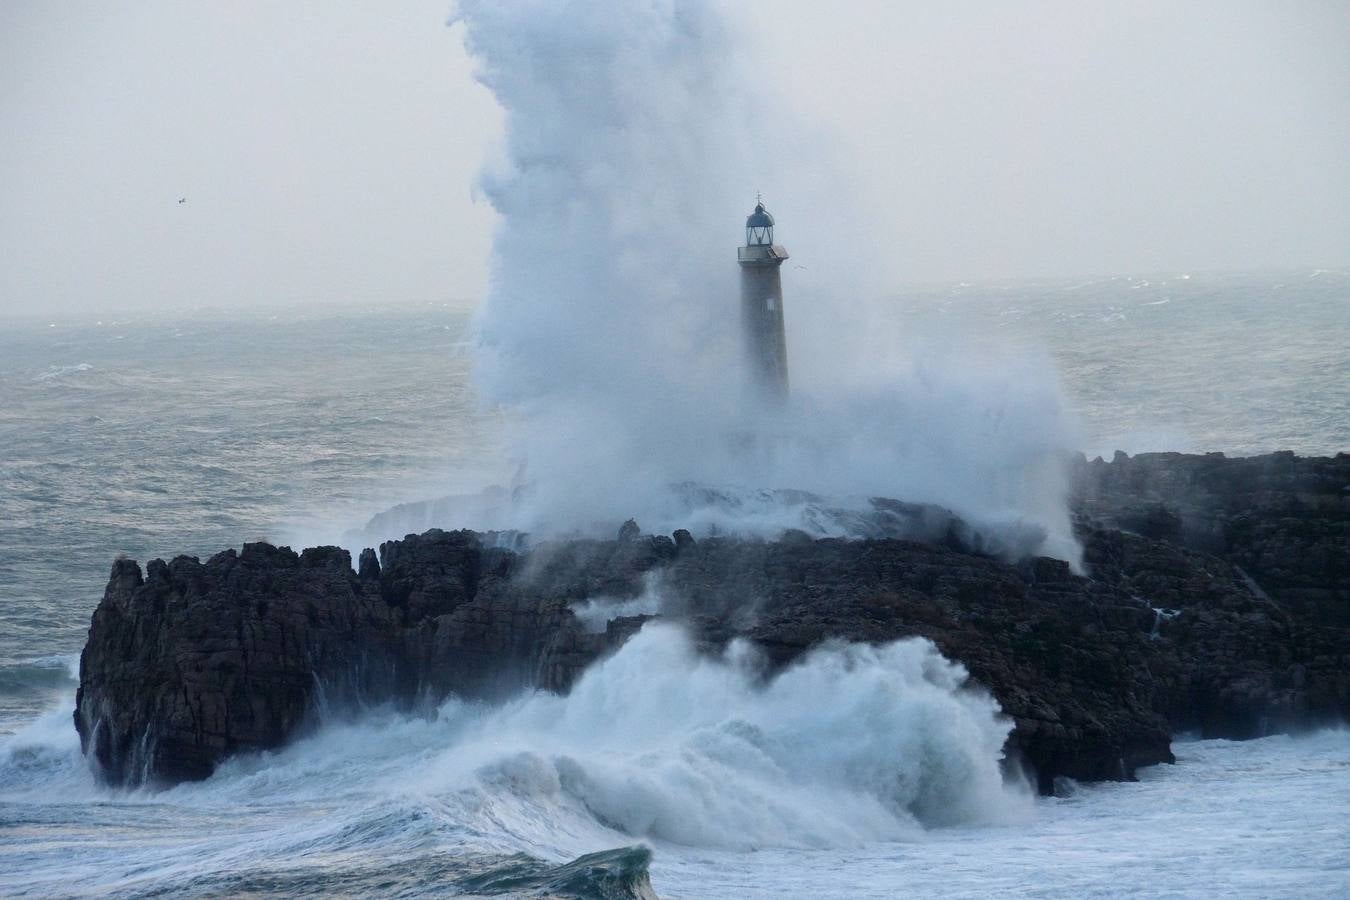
2 1 1348 317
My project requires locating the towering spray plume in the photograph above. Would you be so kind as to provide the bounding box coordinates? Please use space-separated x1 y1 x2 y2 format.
453 0 1082 564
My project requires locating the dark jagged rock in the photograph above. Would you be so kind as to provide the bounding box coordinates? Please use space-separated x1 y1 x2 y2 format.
1073 450 1350 618
78 454 1349 793
357 547 380 580
77 543 396 784
1069 449 1350 744
75 530 646 786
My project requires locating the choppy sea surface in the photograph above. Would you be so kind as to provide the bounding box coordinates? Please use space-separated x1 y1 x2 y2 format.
1 269 1347 897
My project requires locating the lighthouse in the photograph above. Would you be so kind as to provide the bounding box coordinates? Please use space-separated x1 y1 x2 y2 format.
737 199 790 401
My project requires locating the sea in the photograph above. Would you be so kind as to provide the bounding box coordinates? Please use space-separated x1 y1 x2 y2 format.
1 268 1347 897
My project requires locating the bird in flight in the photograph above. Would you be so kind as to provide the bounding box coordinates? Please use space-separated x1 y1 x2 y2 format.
178 197 186 204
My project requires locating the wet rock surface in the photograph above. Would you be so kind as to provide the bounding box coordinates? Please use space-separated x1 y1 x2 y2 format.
1073 450 1350 623
77 452 1349 793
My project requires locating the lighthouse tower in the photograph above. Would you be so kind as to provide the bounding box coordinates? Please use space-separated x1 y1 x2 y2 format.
737 199 790 401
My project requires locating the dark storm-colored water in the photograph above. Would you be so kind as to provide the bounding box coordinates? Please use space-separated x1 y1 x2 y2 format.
899 268 1349 458
0 304 500 728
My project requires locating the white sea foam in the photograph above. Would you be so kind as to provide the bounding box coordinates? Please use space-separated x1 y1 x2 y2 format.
0 627 1026 842
2 635 1347 897
34 362 93 381
153 624 1025 855
0 704 88 799
569 572 665 633
396 624 1030 850
22 653 81 677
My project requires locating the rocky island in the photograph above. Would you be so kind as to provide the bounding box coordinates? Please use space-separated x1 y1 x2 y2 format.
75 451 1349 795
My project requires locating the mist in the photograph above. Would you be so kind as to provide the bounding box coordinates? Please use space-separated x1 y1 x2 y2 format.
0 1 500 318
1 1 1347 319
447 0 1081 561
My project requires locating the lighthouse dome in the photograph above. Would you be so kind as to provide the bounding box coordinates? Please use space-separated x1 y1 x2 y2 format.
745 202 775 229
744 201 776 247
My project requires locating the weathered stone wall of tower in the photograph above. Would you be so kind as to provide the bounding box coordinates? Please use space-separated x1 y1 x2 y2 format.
740 262 789 400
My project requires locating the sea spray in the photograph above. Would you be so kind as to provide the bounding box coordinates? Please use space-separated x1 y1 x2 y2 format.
5 693 1348 897
387 624 1031 851
464 626 1031 847
7 638 1349 895
2 625 1026 847
569 570 666 633
450 0 1082 563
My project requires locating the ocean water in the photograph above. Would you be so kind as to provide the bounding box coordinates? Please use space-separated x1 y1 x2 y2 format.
1 269 1347 896
0 304 503 729
893 268 1350 458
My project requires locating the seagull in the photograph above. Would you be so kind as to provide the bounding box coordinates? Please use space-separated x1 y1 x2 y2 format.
177 197 186 204
794 264 808 270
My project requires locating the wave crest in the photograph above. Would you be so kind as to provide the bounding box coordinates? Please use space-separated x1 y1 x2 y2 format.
400 624 1030 851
